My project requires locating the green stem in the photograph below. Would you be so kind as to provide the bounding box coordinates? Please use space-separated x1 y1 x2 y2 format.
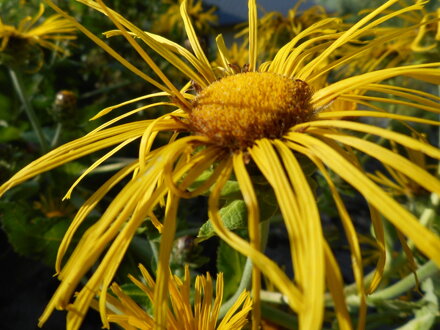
218 218 271 318
9 68 49 152
218 252 253 318
265 261 439 309
346 260 439 306
51 123 63 148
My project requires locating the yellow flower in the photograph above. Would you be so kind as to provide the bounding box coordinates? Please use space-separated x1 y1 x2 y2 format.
368 133 433 198
234 0 335 61
344 0 440 72
1 0 440 329
95 264 252 329
0 3 76 70
152 0 217 37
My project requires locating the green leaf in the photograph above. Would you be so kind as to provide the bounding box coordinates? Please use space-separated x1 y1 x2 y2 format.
219 180 241 201
0 126 22 142
217 240 246 300
190 168 241 200
0 201 70 266
196 200 247 242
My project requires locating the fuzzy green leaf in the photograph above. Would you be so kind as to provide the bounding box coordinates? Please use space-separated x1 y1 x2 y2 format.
196 200 247 242
0 201 70 266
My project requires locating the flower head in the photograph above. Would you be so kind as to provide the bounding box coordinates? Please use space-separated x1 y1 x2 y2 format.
1 0 440 329
99 264 252 330
0 3 76 70
189 72 314 150
343 0 440 73
234 0 335 61
152 0 217 37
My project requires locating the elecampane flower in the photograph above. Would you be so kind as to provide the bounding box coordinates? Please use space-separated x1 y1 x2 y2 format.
152 0 217 37
342 0 440 73
0 3 76 64
96 264 252 330
1 0 440 329
234 0 334 61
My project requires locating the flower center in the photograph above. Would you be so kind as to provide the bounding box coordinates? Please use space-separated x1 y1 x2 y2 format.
189 72 314 150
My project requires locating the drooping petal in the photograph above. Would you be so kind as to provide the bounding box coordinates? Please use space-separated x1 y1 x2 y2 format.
154 193 180 329
324 242 353 330
285 140 366 328
288 132 440 268
250 139 324 330
233 153 261 328
208 157 303 313
294 120 440 160
307 128 440 195
273 140 325 330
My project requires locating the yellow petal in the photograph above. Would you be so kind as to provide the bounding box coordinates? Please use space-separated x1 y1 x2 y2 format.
233 153 261 328
288 133 440 268
248 0 257 71
294 120 440 160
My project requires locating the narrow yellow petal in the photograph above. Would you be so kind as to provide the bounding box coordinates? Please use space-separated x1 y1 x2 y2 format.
64 137 137 200
309 129 440 195
339 94 440 114
45 0 170 94
180 0 216 81
248 0 257 71
218 291 252 330
316 111 440 125
87 102 178 135
366 206 386 294
285 141 366 328
95 0 189 107
233 153 261 329
294 120 440 160
249 141 305 283
288 133 440 268
155 193 180 329
324 242 353 330
273 140 325 330
208 158 303 313
56 161 139 273
0 122 151 197
299 0 421 79
312 64 440 107
215 34 233 75
90 92 169 120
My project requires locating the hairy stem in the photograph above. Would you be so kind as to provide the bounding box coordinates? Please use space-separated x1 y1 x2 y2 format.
9 68 48 152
